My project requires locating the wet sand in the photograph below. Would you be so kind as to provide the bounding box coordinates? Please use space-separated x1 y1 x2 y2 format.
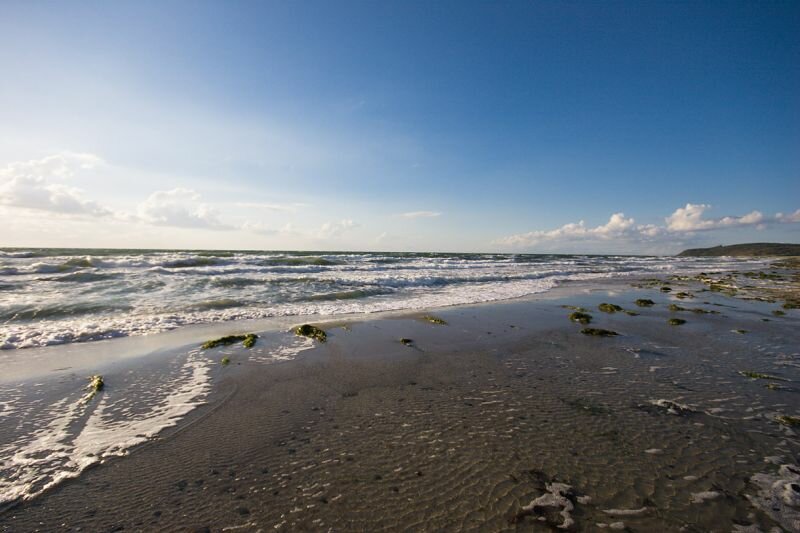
1 271 800 532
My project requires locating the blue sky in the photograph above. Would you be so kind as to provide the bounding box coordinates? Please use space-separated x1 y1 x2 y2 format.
0 0 798 253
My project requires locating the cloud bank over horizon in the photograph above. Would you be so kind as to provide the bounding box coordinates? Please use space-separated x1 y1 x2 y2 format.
495 204 800 251
1 152 797 254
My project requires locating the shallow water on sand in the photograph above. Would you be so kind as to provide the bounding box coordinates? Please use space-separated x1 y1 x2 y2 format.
0 278 798 531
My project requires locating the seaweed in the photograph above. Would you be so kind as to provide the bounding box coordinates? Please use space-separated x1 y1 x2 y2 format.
581 328 618 337
667 318 686 326
776 415 800 427
568 311 592 324
773 310 786 317
623 310 639 316
81 375 104 403
221 356 231 365
783 301 800 310
399 338 414 346
660 286 672 292
598 303 623 313
635 299 655 307
675 292 694 299
421 315 448 325
733 329 747 334
242 334 257 348
202 333 259 349
739 370 787 381
668 303 686 312
561 305 587 312
293 324 327 342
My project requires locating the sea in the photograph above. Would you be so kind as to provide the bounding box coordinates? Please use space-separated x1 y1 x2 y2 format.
0 248 762 350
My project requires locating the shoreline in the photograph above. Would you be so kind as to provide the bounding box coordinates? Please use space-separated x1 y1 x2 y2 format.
1 264 799 530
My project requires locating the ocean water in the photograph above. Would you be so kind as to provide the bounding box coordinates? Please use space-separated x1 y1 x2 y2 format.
0 248 762 350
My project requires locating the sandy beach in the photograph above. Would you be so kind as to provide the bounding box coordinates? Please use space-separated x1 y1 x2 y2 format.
1 264 799 532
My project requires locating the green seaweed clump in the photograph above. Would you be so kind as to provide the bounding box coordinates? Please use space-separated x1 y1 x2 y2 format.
668 304 686 312
675 292 694 299
294 324 327 342
569 311 592 324
667 318 686 326
598 303 623 313
399 338 413 346
221 356 231 365
202 334 259 349
776 415 800 427
739 370 786 381
242 334 257 348
421 315 448 325
81 375 104 403
783 301 800 310
732 329 747 334
561 305 587 312
773 310 786 317
581 328 618 337
635 299 655 307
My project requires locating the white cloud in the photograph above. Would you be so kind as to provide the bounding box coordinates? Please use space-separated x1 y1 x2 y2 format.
234 201 309 212
137 188 230 230
665 203 764 232
496 203 800 250
399 211 441 219
0 152 111 217
317 219 358 239
776 209 800 223
496 212 636 247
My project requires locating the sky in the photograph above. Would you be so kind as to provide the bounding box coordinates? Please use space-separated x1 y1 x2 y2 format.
0 0 798 254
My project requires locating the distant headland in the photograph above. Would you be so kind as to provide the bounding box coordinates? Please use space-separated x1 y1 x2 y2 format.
677 242 800 257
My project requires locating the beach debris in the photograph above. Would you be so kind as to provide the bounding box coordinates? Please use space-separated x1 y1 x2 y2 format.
581 328 618 337
602 507 649 516
690 491 721 504
399 338 414 346
421 315 448 325
293 324 327 342
746 464 800 531
739 371 788 381
80 375 104 404
645 399 694 416
776 415 800 428
568 311 592 324
598 303 623 313
512 473 583 530
667 318 686 326
635 299 655 307
201 334 259 350
221 356 231 366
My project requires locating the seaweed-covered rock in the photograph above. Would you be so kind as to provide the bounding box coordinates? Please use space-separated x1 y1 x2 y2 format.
221 356 231 366
202 334 259 349
421 315 447 325
581 328 618 337
660 286 672 293
667 318 686 326
568 312 592 324
635 299 655 307
598 303 623 313
293 324 327 342
399 338 413 346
